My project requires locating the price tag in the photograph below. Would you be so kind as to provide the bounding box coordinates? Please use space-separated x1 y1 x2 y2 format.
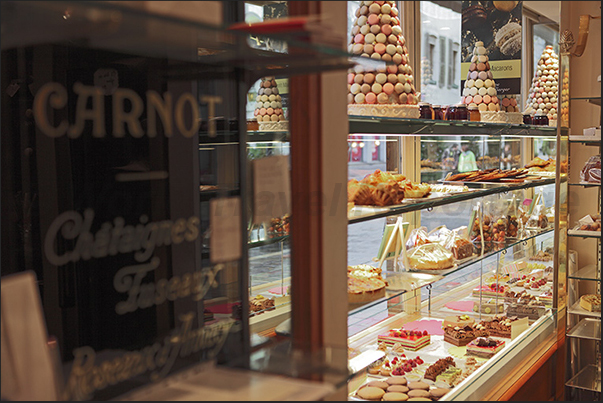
252 155 291 225
209 197 242 264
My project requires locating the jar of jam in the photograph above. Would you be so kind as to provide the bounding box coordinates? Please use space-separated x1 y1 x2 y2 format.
418 102 434 119
468 105 481 122
523 114 533 125
444 105 455 121
454 104 468 121
432 105 444 120
533 112 549 126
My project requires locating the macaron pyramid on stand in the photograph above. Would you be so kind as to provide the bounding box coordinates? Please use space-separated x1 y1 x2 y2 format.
253 76 288 131
523 45 559 127
346 1 420 118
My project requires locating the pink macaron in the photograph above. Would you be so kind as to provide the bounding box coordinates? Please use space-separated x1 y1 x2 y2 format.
365 92 377 104
368 14 380 25
473 95 483 104
383 82 394 95
375 43 386 55
381 24 392 36
354 34 364 44
483 95 491 103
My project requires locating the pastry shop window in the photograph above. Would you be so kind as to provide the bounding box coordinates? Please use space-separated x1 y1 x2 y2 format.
244 1 292 349
438 36 447 88
448 39 460 90
419 1 462 106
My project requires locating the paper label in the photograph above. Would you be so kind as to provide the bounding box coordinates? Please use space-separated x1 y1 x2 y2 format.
377 222 409 260
578 214 595 225
209 197 242 263
252 155 291 225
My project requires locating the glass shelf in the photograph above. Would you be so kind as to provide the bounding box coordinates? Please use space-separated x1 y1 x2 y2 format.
248 233 289 248
346 228 554 317
247 130 290 143
567 229 602 239
568 135 601 145
567 318 601 340
566 364 602 392
568 300 602 318
1 1 367 81
568 182 602 188
348 178 556 224
570 96 601 106
348 116 566 137
568 265 601 281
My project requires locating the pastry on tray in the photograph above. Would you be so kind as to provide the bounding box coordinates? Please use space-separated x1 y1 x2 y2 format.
348 264 388 305
407 243 454 271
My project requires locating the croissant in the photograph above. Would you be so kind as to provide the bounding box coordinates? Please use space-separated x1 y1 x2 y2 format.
349 182 374 205
371 183 396 206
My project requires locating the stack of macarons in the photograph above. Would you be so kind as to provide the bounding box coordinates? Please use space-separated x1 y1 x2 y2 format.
347 1 419 106
500 95 519 113
524 45 559 121
254 77 286 124
462 41 500 112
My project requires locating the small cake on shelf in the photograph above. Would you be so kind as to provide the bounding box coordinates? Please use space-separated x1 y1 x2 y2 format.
443 323 489 346
580 294 601 312
479 314 522 338
390 342 406 356
472 283 508 298
423 356 456 382
435 366 463 386
466 337 505 359
506 299 546 320
442 314 475 329
378 328 431 351
390 356 424 376
473 299 505 314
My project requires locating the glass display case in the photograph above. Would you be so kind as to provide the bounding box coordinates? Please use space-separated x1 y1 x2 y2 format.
345 114 568 400
0 1 355 400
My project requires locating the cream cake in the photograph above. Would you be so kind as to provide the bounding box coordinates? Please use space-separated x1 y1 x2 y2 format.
443 323 489 346
466 337 505 359
580 294 601 312
378 328 431 351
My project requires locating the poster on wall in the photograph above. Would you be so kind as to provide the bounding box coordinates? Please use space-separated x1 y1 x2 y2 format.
461 1 523 98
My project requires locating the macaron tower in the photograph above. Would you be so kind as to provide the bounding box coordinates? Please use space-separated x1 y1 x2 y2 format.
254 76 287 130
462 41 505 122
523 46 559 126
347 1 420 118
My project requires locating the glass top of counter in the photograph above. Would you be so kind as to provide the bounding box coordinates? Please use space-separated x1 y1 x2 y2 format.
1 1 380 79
349 116 567 137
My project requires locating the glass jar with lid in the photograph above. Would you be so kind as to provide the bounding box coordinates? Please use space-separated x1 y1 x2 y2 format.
418 102 434 119
467 105 481 122
454 104 468 121
444 105 456 121
432 105 444 120
532 111 549 126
